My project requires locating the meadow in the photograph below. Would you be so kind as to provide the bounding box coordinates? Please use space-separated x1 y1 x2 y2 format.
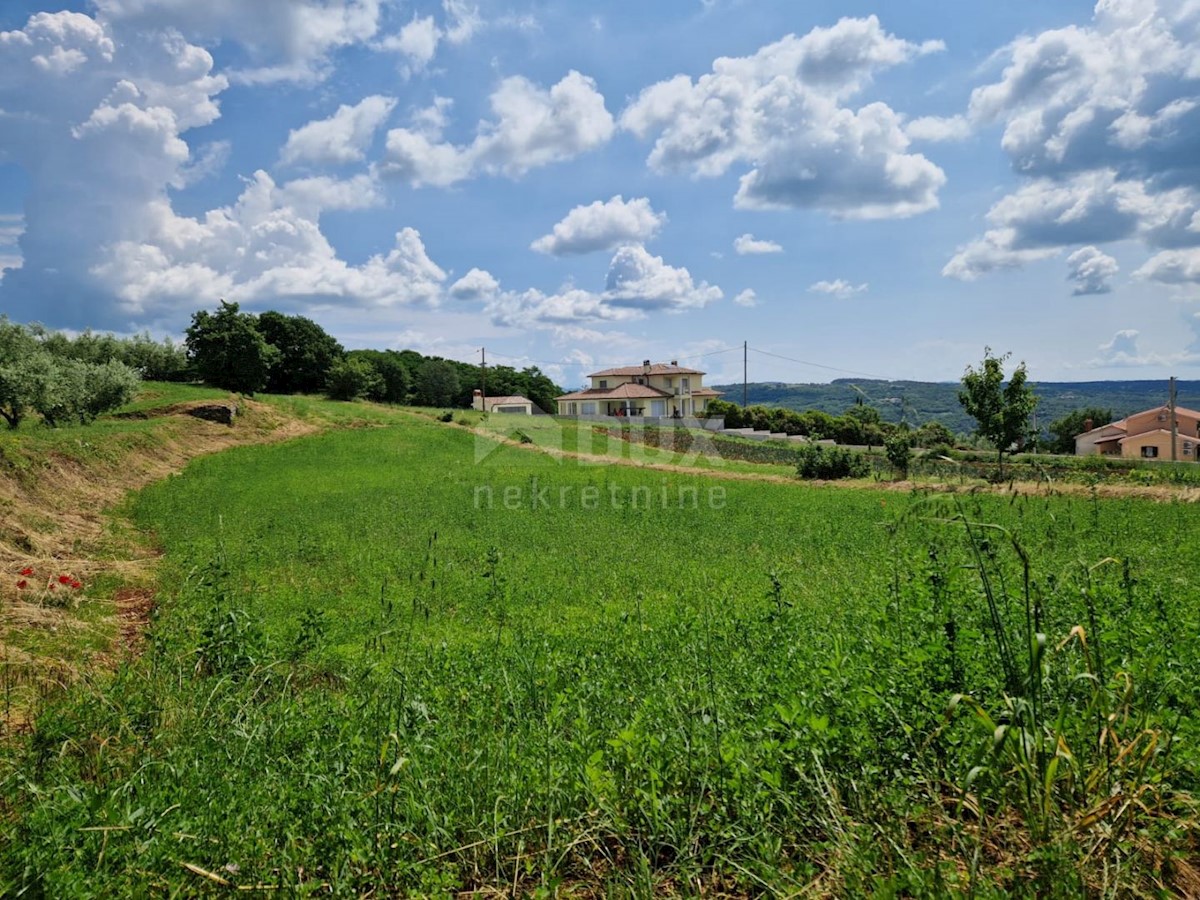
2 411 1198 896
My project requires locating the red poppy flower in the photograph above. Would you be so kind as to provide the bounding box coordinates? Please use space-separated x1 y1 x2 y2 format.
16 580 27 590
71 581 83 590
58 574 72 585
20 567 33 577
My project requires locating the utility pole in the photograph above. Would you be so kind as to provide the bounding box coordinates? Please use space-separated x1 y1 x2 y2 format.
481 347 487 412
1170 375 1178 462
743 340 748 408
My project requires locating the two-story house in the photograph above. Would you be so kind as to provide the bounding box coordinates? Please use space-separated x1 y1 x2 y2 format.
1075 405 1200 461
555 360 722 418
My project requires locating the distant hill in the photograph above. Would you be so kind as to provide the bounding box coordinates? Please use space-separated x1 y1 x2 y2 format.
710 378 1200 436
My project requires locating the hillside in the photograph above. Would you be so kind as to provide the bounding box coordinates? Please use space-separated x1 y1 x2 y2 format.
713 378 1200 435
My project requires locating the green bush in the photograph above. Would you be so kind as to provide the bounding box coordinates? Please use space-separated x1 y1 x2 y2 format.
325 357 383 401
795 444 870 479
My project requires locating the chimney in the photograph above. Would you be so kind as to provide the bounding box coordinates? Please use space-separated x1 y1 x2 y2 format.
472 389 483 411
1083 417 1093 433
643 359 651 376
670 359 678 366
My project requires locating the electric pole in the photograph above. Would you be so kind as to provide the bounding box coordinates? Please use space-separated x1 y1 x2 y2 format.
481 347 487 412
1170 375 1178 462
743 340 748 408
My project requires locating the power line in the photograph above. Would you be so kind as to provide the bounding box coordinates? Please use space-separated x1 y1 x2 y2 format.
748 347 898 382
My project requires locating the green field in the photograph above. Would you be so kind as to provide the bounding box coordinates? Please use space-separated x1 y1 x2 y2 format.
3 413 1198 896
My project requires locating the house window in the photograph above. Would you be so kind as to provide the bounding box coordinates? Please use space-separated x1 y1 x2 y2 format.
598 379 608 388
666 377 672 387
1185 442 1194 456
1142 446 1158 458
581 401 597 415
568 402 577 415
682 377 690 389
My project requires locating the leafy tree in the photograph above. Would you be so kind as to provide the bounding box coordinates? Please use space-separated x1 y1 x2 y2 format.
884 432 913 479
913 420 955 449
257 311 344 394
1044 406 1114 455
958 348 1037 475
185 302 280 394
326 357 383 401
347 350 411 403
414 359 461 407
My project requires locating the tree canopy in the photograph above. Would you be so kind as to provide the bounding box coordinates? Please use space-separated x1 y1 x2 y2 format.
185 302 280 394
958 348 1037 472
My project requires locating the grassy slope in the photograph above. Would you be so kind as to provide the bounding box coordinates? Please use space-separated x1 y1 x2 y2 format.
2 413 1197 895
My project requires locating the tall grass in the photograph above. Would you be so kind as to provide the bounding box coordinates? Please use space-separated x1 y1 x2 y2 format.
1 419 1197 895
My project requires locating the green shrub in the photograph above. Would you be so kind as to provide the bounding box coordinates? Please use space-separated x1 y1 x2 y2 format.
325 357 383 401
795 444 870 479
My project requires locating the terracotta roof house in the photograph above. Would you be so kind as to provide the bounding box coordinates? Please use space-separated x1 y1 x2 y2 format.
472 391 536 415
555 360 722 418
1075 405 1200 461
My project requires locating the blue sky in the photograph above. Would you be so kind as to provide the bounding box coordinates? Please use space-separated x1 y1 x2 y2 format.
1 0 1199 389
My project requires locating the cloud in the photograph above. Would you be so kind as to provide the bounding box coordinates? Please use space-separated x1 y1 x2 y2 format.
733 288 758 307
90 170 442 317
381 70 614 186
279 95 396 166
620 16 947 219
604 244 722 312
1135 248 1200 284
733 234 782 255
92 0 383 83
375 1 481 74
808 279 868 298
1087 327 1200 367
449 267 500 301
905 114 971 142
1067 245 1119 294
531 196 666 256
950 0 1200 283
943 169 1200 280
464 244 721 330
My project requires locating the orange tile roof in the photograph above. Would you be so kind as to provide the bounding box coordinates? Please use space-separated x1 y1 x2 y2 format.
588 363 705 377
556 383 673 401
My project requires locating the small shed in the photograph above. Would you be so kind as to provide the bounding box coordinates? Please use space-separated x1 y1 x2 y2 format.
472 390 535 415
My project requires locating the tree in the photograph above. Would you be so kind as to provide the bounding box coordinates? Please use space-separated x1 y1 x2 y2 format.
958 348 1037 475
1044 406 1114 455
347 350 411 403
185 302 279 394
257 311 344 394
325 358 383 401
884 432 913 480
413 359 461 407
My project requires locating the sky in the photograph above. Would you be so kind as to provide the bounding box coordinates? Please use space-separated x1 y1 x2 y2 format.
1 0 1199 390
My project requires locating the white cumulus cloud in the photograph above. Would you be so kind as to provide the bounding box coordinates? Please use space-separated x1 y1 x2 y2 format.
949 1 1200 285
808 279 868 299
733 234 782 255
531 196 666 256
620 16 947 219
92 0 383 84
1067 245 1119 295
733 288 758 307
449 267 500 301
279 95 396 166
381 70 615 186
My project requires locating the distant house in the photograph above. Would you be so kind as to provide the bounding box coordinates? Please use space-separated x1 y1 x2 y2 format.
554 360 722 418
472 391 535 415
1075 405 1200 461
